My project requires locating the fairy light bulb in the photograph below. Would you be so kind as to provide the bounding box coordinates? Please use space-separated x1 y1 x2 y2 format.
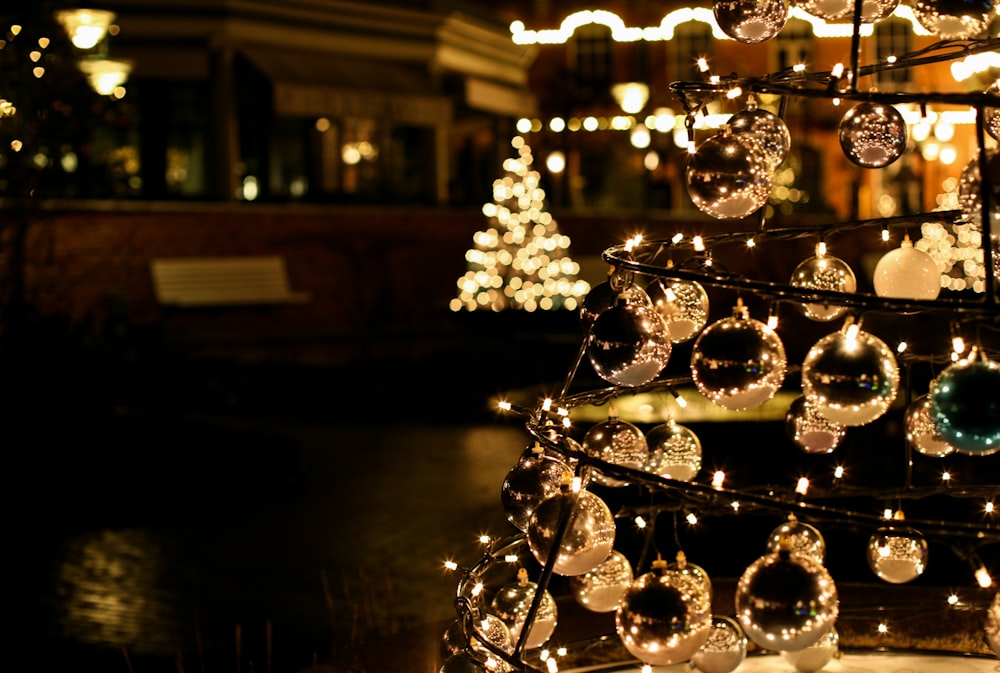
712 471 726 489
976 567 993 588
796 477 810 495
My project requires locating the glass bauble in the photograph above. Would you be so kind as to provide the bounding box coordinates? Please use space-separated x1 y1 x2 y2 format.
644 419 702 482
986 81 1000 143
873 237 941 300
860 0 900 22
580 279 653 332
686 131 772 219
838 101 906 168
527 488 616 576
766 517 826 564
569 549 634 613
468 614 514 672
667 551 713 599
784 395 846 455
912 0 994 38
781 628 839 673
691 304 787 410
801 327 899 426
691 616 747 673
713 0 788 43
728 101 791 169
440 651 490 673
985 592 1000 657
904 393 956 458
647 278 710 343
501 446 572 531
867 525 928 583
615 562 713 666
958 148 999 232
929 357 1000 456
587 301 671 387
582 410 649 487
789 252 856 322
795 0 852 20
735 549 839 651
490 572 558 649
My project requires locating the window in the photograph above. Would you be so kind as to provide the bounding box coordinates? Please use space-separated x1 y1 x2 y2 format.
671 21 713 81
569 24 614 99
772 18 814 72
875 18 913 88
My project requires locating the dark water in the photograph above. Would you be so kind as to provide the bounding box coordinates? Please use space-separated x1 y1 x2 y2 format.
14 412 528 673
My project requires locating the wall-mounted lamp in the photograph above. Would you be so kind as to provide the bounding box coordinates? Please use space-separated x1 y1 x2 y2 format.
611 82 649 114
54 8 116 50
77 57 132 97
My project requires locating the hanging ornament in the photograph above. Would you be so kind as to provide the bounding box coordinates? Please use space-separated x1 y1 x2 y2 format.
587 299 672 387
466 614 515 672
686 127 772 219
866 519 929 584
615 556 713 666
780 627 839 673
580 273 653 332
728 96 791 170
929 354 1000 456
985 592 1000 657
691 615 747 673
912 0 994 38
801 321 899 426
582 406 649 487
501 444 572 531
789 246 856 322
644 419 703 482
569 549 634 613
667 550 713 599
838 101 907 169
904 393 957 458
691 300 787 411
766 515 826 564
439 651 491 673
713 0 788 43
527 481 616 576
490 568 558 649
859 0 901 22
784 396 846 455
795 0 852 20
735 544 839 651
986 81 1000 143
646 276 710 343
958 148 999 232
873 235 942 300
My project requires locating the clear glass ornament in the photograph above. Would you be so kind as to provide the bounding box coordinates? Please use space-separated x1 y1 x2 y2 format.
789 249 856 322
691 302 787 410
912 0 994 38
465 614 515 672
667 551 713 599
569 549 633 613
490 569 558 649
929 356 1000 456
728 98 791 169
644 419 702 482
780 627 839 673
587 300 671 387
860 0 900 22
686 128 772 219
691 615 747 673
958 148 999 232
615 559 713 666
784 395 846 455
867 524 929 583
795 0 852 20
580 277 653 332
713 0 789 44
986 81 1000 143
646 277 710 343
801 324 899 426
838 101 906 168
873 236 942 300
766 516 826 564
527 488 616 576
501 445 572 531
735 548 839 651
985 592 1000 657
904 393 956 458
440 651 491 673
582 408 649 487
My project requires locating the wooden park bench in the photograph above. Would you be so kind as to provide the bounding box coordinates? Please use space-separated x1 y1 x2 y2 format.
150 255 310 307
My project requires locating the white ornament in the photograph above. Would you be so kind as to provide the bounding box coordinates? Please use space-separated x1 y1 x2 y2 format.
873 236 941 300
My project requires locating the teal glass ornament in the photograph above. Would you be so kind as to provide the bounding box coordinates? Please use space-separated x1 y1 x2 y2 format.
929 357 1000 456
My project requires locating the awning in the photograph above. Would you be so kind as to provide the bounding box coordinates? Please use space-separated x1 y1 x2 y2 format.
239 47 452 126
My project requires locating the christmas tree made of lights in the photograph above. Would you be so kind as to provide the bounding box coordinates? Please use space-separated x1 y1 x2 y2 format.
442 3 1000 673
451 136 590 313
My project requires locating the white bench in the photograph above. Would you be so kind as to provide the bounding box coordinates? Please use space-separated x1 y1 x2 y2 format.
151 256 310 307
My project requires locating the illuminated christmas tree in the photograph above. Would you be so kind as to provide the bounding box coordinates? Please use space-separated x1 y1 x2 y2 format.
451 136 590 313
